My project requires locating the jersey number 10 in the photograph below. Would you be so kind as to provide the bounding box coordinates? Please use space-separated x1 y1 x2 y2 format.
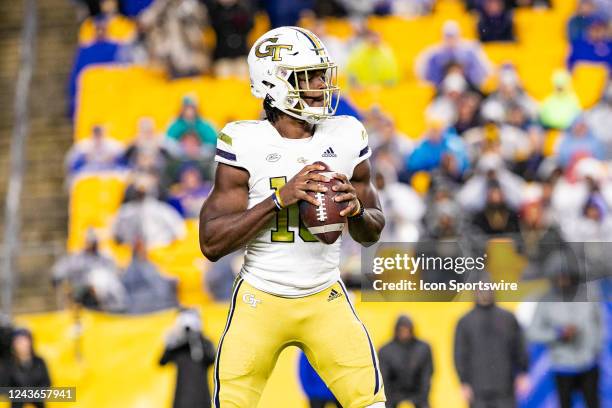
269 177 318 243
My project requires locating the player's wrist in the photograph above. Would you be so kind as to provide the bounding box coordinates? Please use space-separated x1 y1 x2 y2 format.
271 190 285 212
348 198 365 219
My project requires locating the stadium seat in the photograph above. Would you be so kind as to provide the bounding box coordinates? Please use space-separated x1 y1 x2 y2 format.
78 15 137 45
75 66 262 143
148 221 211 306
349 82 435 138
572 63 609 109
68 172 129 252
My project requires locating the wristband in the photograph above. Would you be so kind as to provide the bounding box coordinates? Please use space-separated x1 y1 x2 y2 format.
271 191 283 212
275 190 285 208
348 198 365 219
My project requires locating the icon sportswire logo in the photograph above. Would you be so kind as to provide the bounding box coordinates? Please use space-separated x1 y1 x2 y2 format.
322 147 337 157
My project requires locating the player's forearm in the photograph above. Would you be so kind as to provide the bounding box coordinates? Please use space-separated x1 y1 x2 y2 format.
347 208 385 246
199 197 277 261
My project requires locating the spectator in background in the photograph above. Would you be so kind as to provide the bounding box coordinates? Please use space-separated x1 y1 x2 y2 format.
261 0 313 28
347 29 400 88
389 0 434 17
586 82 612 158
517 197 567 276
121 0 156 17
167 164 212 218
565 190 612 241
160 309 216 408
470 180 521 236
64 125 124 176
77 0 136 44
549 157 611 229
539 70 581 130
568 17 612 71
121 117 169 172
454 91 483 135
463 112 531 164
416 20 492 89
205 252 242 300
166 97 217 150
592 0 612 20
568 0 598 42
367 111 413 168
163 130 216 188
527 252 603 408
298 352 340 408
454 289 529 408
482 64 538 123
121 237 178 313
139 0 209 77
379 315 433 408
555 115 604 169
69 21 121 116
207 0 254 78
337 0 393 18
406 115 469 178
427 72 468 125
112 178 186 248
458 152 525 212
477 0 515 42
7 329 51 408
52 229 126 312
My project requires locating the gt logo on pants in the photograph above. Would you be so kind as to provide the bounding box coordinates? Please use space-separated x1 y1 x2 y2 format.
242 293 261 308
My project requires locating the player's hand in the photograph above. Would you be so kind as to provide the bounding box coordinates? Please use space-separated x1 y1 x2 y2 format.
332 173 360 217
515 374 530 397
278 164 330 207
461 384 473 403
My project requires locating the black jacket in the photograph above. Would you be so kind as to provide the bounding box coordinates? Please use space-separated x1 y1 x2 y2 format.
378 317 433 407
454 304 528 397
7 356 51 408
207 0 254 60
160 334 216 408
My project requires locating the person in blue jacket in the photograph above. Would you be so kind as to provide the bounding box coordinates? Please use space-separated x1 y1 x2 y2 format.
405 118 469 178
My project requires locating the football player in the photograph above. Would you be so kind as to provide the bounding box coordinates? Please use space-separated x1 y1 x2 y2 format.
199 26 386 407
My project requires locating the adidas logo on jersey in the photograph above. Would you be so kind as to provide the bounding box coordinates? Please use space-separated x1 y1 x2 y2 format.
327 288 342 301
322 147 337 158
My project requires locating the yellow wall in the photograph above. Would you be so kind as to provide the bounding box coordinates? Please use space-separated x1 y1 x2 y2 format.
6 300 519 408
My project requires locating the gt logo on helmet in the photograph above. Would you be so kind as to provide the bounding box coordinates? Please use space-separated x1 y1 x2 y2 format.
254 37 293 61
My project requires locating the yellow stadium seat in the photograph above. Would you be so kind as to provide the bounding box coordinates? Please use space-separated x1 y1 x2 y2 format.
350 82 435 138
411 171 431 195
514 9 566 46
75 66 263 143
543 129 562 157
482 43 522 66
247 12 271 46
572 63 609 109
68 173 128 252
78 16 136 45
148 220 211 306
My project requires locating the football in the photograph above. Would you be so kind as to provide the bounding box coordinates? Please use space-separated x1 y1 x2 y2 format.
299 161 349 244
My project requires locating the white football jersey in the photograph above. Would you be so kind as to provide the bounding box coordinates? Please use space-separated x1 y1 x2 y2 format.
214 115 371 297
